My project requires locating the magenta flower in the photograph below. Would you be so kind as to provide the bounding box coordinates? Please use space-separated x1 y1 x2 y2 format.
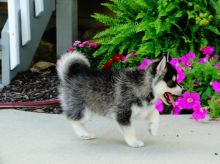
201 46 215 55
192 107 207 121
198 55 209 63
169 58 185 83
131 52 136 58
214 64 220 71
186 52 195 59
138 59 152 70
212 54 219 60
89 42 98 49
67 47 75 52
210 81 220 94
176 92 201 109
176 69 185 83
170 58 179 67
179 52 195 67
155 99 164 113
180 56 190 67
172 103 182 115
73 40 81 46
218 100 220 104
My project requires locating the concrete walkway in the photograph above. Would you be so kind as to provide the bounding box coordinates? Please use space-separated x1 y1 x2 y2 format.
0 109 220 164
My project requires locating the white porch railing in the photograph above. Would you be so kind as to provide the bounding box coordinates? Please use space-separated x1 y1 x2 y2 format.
0 0 78 87
0 0 55 87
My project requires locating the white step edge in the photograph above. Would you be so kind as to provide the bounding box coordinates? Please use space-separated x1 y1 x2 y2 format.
0 38 2 59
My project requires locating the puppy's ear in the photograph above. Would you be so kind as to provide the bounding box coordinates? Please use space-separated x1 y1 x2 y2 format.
156 56 166 75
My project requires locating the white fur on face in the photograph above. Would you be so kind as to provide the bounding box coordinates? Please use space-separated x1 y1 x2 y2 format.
153 80 182 104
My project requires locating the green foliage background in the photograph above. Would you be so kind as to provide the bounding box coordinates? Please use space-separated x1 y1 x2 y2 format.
92 0 220 68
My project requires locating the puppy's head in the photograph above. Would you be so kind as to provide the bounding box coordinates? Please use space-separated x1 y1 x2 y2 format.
149 55 183 105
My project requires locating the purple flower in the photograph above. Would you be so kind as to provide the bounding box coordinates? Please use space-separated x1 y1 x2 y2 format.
218 100 220 104
89 42 98 49
176 92 201 109
210 81 220 94
155 99 164 113
212 54 219 60
214 64 220 71
192 107 207 121
121 55 127 61
67 47 75 52
176 69 186 83
169 58 185 83
198 55 209 63
170 58 179 67
186 52 195 59
73 40 81 46
138 59 152 70
172 103 182 115
131 52 136 58
201 46 214 55
179 52 195 67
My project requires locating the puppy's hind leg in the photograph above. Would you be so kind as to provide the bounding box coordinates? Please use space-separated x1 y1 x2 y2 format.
116 108 144 148
65 106 96 140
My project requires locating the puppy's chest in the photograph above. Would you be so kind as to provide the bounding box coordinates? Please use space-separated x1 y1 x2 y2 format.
131 100 154 119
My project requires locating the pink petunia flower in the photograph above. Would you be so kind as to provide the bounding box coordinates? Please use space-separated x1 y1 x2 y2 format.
176 69 186 83
210 81 220 94
180 55 190 67
131 52 136 58
138 59 152 70
201 46 215 55
192 107 207 121
169 58 185 83
172 103 182 115
218 100 220 104
155 99 164 113
186 52 196 59
198 55 209 63
212 54 219 60
67 47 75 52
170 58 179 67
89 42 98 49
214 64 220 71
176 91 201 109
73 40 81 46
179 52 195 67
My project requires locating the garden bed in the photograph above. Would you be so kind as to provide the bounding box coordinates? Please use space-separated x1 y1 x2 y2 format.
0 67 62 114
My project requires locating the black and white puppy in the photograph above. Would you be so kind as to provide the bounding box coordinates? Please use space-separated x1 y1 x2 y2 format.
57 51 183 148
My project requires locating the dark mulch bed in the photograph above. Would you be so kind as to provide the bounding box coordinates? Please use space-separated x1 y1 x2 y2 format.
0 67 62 114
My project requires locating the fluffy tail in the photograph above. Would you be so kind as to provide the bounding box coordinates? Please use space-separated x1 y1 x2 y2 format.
56 51 90 81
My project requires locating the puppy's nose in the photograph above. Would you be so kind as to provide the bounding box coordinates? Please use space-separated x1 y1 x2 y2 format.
181 89 186 94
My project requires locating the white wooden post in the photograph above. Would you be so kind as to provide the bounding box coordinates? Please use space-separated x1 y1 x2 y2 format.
34 0 44 16
20 0 31 45
8 0 20 70
56 0 78 56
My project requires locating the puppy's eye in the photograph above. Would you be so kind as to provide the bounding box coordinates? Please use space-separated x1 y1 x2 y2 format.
167 81 176 88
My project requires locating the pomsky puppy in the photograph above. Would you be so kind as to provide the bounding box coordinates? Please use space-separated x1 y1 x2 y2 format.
57 51 183 148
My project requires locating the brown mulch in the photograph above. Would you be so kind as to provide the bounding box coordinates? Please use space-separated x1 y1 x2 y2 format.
0 67 62 114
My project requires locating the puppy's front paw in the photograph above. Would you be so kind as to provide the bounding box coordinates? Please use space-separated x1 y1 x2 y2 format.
127 140 144 148
149 123 158 136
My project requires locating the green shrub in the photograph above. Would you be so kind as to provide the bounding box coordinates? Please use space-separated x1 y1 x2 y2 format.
92 0 220 68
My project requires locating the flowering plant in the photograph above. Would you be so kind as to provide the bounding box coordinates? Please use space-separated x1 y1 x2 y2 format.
120 46 220 121
67 40 99 67
154 46 220 120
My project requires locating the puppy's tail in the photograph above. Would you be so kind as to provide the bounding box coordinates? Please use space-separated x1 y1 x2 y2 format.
56 51 90 81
